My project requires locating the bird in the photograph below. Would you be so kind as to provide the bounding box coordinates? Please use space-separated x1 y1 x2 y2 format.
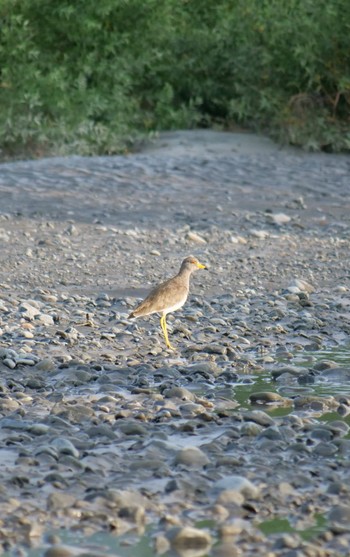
128 256 206 350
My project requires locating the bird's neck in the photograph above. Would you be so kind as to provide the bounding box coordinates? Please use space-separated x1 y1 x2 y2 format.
177 268 192 287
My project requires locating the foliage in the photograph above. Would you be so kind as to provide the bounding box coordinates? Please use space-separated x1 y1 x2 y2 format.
0 0 349 158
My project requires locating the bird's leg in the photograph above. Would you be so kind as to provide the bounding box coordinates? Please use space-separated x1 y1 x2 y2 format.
160 314 174 350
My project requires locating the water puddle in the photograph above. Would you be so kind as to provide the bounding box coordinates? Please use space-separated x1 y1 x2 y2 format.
18 526 213 557
13 512 330 557
258 513 327 541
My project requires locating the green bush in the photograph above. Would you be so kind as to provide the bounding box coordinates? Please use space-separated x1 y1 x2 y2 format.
0 0 349 158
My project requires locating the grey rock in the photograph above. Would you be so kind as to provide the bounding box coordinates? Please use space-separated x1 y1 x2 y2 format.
35 358 56 372
118 421 148 436
47 492 76 511
321 367 350 382
312 442 338 456
3 358 16 369
242 410 275 426
19 301 41 319
174 446 210 468
36 313 55 326
249 391 290 405
213 475 260 500
328 504 350 532
163 386 196 401
51 438 80 458
240 422 263 436
167 526 212 550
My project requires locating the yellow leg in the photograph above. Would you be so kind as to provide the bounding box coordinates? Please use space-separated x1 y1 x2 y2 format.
160 314 174 350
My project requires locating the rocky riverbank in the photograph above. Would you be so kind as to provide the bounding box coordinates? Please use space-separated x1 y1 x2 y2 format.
0 131 350 556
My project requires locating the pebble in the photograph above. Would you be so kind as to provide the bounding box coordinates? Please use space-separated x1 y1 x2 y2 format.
3 357 16 369
186 231 207 244
35 358 56 372
328 505 350 531
267 212 291 225
242 410 275 426
174 446 210 468
249 391 290 405
51 438 80 458
167 526 212 551
163 386 196 401
213 475 260 500
47 492 77 511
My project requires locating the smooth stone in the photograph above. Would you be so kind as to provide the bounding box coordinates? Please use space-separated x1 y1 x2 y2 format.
51 438 80 458
240 422 264 436
186 231 207 244
36 313 55 326
249 391 290 405
87 425 117 439
328 420 349 436
312 360 337 371
219 518 252 538
53 404 95 422
36 446 59 460
118 421 148 436
312 442 338 456
242 410 275 426
321 367 350 382
328 505 350 532
337 404 350 417
250 229 269 239
163 386 196 401
0 398 20 412
35 358 56 372
179 402 206 418
16 357 36 366
257 426 283 441
202 344 227 355
167 526 212 550
213 475 260 500
174 447 210 468
309 427 333 442
19 302 41 319
0 348 18 359
267 212 291 225
25 377 46 389
30 424 50 435
292 279 314 293
188 361 221 375
47 492 76 510
3 358 16 369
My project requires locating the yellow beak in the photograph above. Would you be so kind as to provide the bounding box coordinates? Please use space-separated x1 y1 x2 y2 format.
197 262 206 269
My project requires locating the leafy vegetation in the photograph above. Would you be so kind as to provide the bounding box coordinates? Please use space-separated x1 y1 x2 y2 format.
0 0 349 158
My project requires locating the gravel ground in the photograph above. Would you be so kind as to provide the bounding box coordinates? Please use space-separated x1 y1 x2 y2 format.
0 130 350 556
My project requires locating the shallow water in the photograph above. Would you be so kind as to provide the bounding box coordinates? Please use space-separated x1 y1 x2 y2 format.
12 513 330 557
21 528 157 557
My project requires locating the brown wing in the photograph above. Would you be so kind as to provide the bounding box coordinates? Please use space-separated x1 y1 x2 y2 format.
128 276 188 317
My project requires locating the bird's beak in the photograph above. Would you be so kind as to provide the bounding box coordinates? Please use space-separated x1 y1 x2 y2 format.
197 262 206 269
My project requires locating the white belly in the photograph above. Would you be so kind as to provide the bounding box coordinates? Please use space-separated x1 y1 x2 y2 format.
162 298 186 314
